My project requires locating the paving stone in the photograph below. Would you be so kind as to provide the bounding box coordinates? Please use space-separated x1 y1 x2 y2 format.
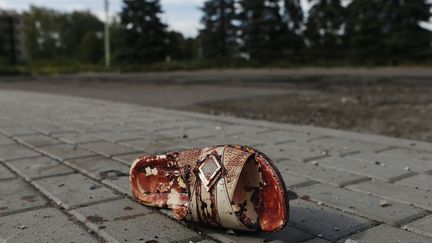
278 159 368 187
30 122 74 135
52 132 102 144
290 137 389 156
70 198 202 242
403 214 432 238
0 179 46 216
0 134 15 146
396 174 432 191
79 141 140 157
121 138 184 154
283 174 314 188
0 164 15 180
294 183 428 226
290 199 372 241
340 224 432 243
15 134 62 148
348 152 432 173
112 152 148 165
92 130 160 142
32 173 120 209
303 238 332 243
315 156 413 182
196 224 312 243
157 127 216 140
0 126 38 136
6 156 74 181
190 135 265 148
257 144 327 163
348 180 432 210
0 144 40 161
37 143 95 161
0 207 98 243
380 147 432 160
65 156 129 181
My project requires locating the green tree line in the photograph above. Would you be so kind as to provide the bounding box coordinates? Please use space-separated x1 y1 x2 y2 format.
4 0 432 68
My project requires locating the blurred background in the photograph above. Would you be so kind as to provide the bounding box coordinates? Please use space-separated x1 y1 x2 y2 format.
0 0 431 142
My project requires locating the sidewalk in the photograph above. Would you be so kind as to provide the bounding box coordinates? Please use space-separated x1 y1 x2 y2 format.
0 90 431 243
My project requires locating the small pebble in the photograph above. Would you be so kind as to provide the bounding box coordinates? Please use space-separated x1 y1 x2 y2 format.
214 126 222 130
317 201 324 206
312 161 319 166
345 239 358 243
380 200 391 207
334 227 340 231
226 229 235 235
404 166 411 171
317 234 323 238
19 225 26 229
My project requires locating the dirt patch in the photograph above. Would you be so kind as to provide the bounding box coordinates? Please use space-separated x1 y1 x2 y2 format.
1 68 431 143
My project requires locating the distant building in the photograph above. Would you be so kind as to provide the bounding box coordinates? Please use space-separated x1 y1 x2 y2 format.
0 9 24 64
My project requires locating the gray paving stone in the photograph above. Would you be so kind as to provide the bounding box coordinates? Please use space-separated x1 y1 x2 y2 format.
15 134 62 148
340 224 432 243
189 135 265 148
0 144 40 161
348 180 432 210
92 130 160 142
157 127 216 140
294 183 428 226
79 141 140 157
121 138 184 154
403 214 432 238
0 126 38 136
37 143 95 161
283 174 314 188
278 159 368 187
290 199 372 241
348 152 432 173
0 164 15 180
380 147 432 160
30 122 74 135
52 132 102 144
257 144 327 162
0 134 15 146
0 207 98 243
396 174 432 191
197 224 312 243
65 156 129 181
70 198 202 242
32 173 120 209
6 156 74 181
315 156 413 182
303 238 332 243
112 152 148 165
0 179 46 216
291 137 389 156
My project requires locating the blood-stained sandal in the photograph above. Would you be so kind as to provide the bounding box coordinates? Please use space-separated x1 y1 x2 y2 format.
129 145 289 232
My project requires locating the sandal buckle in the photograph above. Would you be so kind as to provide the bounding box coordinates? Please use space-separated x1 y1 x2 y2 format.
198 155 222 191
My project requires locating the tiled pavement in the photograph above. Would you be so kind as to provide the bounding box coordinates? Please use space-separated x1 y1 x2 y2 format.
0 91 431 243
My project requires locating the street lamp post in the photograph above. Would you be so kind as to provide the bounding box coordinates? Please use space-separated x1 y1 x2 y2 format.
104 0 111 68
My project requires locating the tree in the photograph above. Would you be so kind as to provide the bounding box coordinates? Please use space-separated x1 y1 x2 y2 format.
238 0 288 61
304 0 346 60
382 0 432 63
22 6 103 63
345 0 386 64
119 0 168 63
199 0 238 59
283 0 305 56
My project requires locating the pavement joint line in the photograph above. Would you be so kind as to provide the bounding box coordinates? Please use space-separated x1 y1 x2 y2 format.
291 183 430 228
6 133 219 241
0 162 104 242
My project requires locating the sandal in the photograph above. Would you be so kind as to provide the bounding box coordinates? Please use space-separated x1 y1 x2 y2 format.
129 145 289 232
